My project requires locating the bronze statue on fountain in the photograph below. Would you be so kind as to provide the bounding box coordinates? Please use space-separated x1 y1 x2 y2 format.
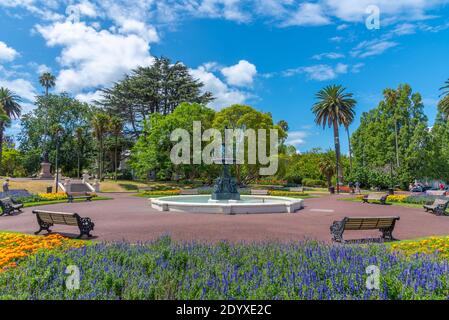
211 143 241 201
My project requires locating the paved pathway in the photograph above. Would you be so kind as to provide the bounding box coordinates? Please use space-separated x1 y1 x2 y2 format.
1 193 449 243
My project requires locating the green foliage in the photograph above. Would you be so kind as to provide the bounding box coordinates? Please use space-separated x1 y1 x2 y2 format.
302 178 326 187
99 57 214 137
351 84 435 188
1 147 25 177
130 103 216 180
18 93 95 177
130 103 284 184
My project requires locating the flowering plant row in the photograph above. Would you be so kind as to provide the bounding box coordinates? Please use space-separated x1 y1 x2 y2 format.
2 237 449 300
0 233 84 273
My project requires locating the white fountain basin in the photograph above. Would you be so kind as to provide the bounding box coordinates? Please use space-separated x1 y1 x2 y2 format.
150 195 304 215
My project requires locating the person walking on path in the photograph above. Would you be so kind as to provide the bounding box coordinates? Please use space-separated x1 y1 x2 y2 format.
355 181 361 194
2 178 10 194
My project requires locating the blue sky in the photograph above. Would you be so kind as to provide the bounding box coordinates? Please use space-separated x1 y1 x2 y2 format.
1 0 449 153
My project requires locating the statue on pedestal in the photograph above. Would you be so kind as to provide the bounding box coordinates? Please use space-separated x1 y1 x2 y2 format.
38 150 53 179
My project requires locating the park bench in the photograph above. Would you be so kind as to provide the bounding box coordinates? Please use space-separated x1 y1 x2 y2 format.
32 210 95 239
362 193 388 205
251 189 269 195
180 189 199 195
66 192 93 203
0 197 24 216
330 216 400 243
423 199 449 216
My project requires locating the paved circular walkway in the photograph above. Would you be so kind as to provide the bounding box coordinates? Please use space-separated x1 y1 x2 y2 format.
2 193 449 243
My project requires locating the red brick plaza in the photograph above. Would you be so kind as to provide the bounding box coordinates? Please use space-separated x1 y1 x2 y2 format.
2 193 449 243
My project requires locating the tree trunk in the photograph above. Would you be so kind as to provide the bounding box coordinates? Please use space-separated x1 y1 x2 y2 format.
346 127 353 173
0 122 4 175
115 135 118 181
77 152 80 179
333 119 342 193
395 120 400 167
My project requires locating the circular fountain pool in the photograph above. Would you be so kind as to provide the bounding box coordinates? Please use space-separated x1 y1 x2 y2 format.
150 195 304 215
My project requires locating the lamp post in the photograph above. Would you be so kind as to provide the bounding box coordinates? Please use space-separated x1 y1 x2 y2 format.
55 128 64 193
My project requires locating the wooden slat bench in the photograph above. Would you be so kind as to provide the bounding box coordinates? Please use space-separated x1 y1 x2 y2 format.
362 193 388 205
32 210 95 239
66 192 93 203
424 199 449 216
0 197 24 216
251 189 269 195
330 216 400 243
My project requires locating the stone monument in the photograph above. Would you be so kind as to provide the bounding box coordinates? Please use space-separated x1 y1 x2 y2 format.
38 150 53 179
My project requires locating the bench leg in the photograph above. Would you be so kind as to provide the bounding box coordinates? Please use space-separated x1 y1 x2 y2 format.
78 217 94 239
330 221 344 243
380 227 396 242
35 225 52 235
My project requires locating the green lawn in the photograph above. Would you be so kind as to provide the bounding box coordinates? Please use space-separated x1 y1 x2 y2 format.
338 197 427 210
0 197 112 214
23 196 113 208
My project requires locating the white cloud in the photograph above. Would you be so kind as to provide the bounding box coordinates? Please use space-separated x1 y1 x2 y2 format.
190 64 248 109
75 90 104 103
286 130 308 146
221 60 257 87
329 36 343 42
312 52 345 60
0 41 19 62
392 23 417 36
35 21 154 93
284 63 348 81
351 39 398 58
324 0 448 22
282 3 331 27
0 78 37 101
351 63 365 73
118 19 160 43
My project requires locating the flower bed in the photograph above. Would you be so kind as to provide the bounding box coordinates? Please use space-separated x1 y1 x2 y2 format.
14 192 98 204
142 190 181 196
1 237 449 300
0 233 84 273
391 236 449 259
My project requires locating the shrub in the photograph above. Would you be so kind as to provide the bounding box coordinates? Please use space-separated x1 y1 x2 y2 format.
254 179 287 186
302 178 325 187
404 195 448 205
268 190 309 197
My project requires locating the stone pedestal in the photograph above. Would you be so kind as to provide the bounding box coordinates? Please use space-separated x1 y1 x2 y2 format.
39 162 53 179
92 179 101 192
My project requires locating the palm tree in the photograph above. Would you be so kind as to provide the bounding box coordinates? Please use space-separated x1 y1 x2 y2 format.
0 87 22 170
91 112 110 180
109 116 123 181
312 85 356 193
39 72 56 96
439 96 449 120
384 88 400 167
439 79 449 120
439 78 449 97
341 111 356 174
318 156 336 189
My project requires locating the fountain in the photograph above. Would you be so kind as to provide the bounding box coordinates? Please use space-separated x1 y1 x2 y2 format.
150 143 304 215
